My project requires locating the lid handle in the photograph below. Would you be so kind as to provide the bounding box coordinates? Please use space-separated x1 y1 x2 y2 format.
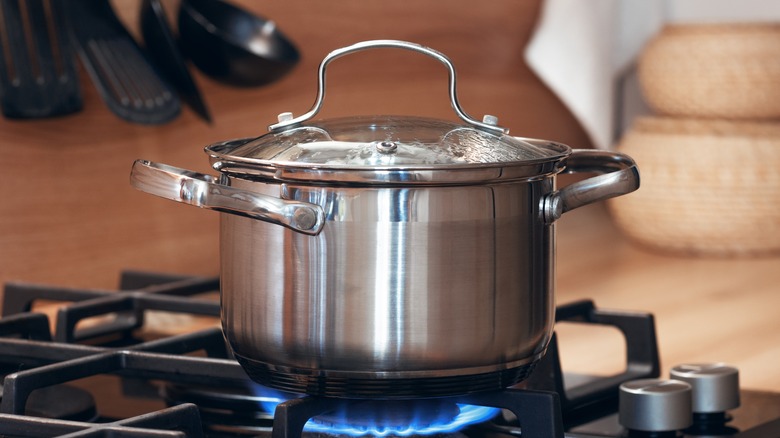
268 40 508 134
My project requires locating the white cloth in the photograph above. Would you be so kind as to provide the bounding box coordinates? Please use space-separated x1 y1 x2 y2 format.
525 0 780 149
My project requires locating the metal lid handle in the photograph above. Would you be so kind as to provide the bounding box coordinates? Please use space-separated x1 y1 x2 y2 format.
268 40 508 134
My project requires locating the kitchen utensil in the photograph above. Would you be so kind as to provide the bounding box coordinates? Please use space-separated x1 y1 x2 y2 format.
67 0 180 124
177 0 299 87
0 0 82 118
130 40 639 398
140 0 211 123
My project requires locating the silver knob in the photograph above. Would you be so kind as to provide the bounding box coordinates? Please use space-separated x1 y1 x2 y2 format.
670 363 740 413
619 378 693 432
375 141 398 154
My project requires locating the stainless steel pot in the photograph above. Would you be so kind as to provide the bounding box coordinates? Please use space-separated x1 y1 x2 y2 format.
130 40 639 398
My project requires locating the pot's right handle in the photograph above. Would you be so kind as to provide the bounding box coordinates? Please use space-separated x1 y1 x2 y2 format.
542 149 639 224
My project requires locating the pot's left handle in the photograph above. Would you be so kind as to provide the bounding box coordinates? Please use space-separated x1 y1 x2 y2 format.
130 160 325 235
542 150 639 224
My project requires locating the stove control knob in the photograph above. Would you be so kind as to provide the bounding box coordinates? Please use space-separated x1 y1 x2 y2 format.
671 363 740 413
619 378 693 433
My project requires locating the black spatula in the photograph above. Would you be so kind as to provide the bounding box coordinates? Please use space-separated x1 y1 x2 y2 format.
0 0 82 118
67 0 180 124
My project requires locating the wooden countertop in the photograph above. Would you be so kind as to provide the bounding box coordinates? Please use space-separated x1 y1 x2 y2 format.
555 203 780 392
0 0 777 393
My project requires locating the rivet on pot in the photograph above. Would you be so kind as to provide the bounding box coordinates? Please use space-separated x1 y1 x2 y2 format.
542 193 563 224
482 114 499 126
375 141 398 154
292 207 318 231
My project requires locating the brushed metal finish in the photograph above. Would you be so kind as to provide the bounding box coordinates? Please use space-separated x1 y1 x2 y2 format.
221 178 556 379
619 378 693 432
671 363 741 413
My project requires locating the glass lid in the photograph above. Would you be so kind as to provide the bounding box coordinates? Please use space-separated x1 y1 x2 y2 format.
209 115 567 168
206 116 570 185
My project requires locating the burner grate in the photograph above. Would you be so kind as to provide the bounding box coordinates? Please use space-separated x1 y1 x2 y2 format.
0 321 252 436
0 332 250 416
0 311 55 340
0 403 203 437
2 273 220 343
524 299 660 427
0 273 246 437
5 271 771 438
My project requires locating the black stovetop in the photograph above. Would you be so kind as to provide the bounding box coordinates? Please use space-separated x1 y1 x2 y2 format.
0 271 778 438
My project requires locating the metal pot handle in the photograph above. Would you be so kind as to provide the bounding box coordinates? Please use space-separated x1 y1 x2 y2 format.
130 160 326 235
542 149 640 224
267 39 508 134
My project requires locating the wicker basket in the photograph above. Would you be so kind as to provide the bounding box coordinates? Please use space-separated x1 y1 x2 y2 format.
638 24 780 119
608 117 780 256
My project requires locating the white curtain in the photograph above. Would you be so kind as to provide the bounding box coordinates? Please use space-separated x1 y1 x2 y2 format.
525 0 780 149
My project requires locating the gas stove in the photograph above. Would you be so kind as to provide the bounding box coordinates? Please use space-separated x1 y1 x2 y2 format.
0 271 778 437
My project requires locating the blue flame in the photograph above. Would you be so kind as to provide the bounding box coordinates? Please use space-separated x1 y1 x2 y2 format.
253 386 500 436
305 404 500 437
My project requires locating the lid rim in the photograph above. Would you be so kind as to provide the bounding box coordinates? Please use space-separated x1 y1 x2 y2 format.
209 157 569 186
206 150 570 171
202 115 573 183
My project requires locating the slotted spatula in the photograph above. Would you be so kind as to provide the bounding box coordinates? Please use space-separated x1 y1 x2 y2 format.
67 0 180 124
0 0 82 118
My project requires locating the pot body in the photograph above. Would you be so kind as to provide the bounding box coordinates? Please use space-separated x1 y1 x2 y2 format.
221 176 557 397
128 40 640 400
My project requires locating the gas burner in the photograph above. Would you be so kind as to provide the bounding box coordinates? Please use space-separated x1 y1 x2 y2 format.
290 400 499 437
162 383 499 436
309 400 464 434
269 389 564 438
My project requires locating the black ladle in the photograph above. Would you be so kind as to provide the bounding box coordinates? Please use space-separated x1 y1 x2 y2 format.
178 0 300 87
